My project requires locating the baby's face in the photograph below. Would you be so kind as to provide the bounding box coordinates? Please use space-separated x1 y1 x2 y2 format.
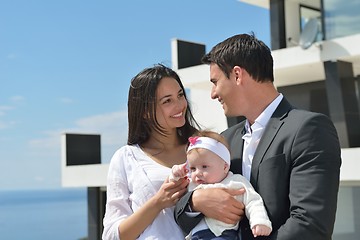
187 148 229 185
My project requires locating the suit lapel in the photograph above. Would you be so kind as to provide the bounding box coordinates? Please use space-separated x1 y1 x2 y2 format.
229 122 246 175
250 98 293 186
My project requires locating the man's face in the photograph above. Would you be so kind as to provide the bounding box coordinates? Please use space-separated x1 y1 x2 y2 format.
209 63 242 117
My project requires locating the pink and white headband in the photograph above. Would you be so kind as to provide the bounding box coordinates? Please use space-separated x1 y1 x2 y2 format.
187 136 231 165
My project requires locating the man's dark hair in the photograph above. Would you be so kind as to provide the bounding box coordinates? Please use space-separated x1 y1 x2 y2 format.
202 33 274 82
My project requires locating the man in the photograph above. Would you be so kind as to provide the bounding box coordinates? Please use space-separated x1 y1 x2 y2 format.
175 33 342 240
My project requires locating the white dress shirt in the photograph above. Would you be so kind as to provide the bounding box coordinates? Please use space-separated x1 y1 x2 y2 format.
242 94 283 181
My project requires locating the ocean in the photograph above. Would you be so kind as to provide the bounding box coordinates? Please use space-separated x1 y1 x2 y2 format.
0 188 88 240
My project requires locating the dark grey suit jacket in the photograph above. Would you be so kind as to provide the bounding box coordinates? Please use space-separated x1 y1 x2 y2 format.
174 98 341 240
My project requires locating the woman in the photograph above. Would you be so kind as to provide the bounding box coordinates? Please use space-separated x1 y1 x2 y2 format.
102 64 200 240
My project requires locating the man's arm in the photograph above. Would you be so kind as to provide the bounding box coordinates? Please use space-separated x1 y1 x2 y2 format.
174 188 245 234
272 114 341 239
174 191 203 234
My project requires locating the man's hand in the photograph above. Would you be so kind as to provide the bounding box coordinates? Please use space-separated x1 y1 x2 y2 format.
191 188 245 224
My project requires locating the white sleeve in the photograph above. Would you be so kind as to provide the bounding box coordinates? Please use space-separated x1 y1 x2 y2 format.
102 147 133 240
230 175 272 230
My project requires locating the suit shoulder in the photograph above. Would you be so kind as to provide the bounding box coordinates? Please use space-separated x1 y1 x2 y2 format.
222 121 245 139
288 108 332 122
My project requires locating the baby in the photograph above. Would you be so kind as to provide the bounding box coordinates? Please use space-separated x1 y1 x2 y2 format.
170 130 272 240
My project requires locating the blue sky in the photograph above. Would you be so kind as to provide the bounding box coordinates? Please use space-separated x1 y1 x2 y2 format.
0 0 270 190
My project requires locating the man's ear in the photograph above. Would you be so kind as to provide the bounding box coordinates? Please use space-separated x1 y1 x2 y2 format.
233 66 242 84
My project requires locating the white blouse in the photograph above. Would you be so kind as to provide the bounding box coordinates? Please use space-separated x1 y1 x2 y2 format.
102 144 185 240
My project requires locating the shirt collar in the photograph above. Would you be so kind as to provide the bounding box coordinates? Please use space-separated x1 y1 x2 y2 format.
245 93 283 132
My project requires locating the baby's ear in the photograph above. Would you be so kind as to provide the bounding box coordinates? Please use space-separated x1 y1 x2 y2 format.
224 163 230 172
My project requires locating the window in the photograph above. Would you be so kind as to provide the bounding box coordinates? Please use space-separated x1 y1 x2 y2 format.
300 5 323 42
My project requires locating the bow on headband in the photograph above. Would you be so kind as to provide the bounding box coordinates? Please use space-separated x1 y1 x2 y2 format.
188 136 199 146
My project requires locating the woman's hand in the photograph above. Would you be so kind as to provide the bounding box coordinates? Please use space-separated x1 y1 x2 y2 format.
153 176 189 210
191 188 245 224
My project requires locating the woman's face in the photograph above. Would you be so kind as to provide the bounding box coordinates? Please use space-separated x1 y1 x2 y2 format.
155 77 187 131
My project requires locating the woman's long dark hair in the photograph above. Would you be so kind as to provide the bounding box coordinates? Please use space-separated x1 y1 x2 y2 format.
127 64 200 145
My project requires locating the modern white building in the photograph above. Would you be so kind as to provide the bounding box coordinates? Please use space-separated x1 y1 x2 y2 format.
172 1 360 239
61 0 360 239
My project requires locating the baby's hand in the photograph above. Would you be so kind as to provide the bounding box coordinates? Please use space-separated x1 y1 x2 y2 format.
172 162 188 179
252 224 271 237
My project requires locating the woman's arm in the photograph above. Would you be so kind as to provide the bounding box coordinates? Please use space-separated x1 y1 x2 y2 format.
102 148 188 240
119 177 188 240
